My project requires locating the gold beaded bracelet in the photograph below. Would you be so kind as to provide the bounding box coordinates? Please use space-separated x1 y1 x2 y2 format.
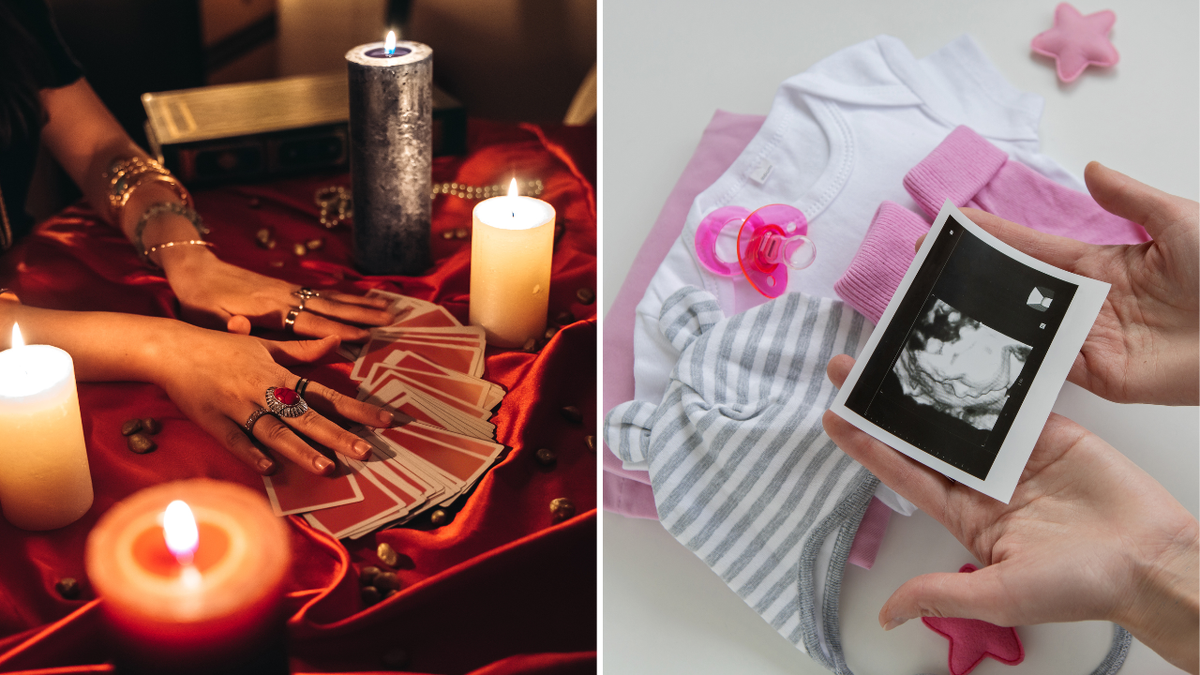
144 240 216 265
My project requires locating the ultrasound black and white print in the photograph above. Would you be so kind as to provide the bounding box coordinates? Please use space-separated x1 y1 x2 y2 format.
832 203 1110 503
893 297 1031 434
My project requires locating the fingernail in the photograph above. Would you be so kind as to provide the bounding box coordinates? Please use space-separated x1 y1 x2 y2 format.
883 618 908 631
353 440 372 458
378 410 395 426
313 455 334 473
257 458 276 475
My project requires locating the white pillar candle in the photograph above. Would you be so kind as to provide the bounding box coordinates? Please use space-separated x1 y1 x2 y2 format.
0 324 92 530
469 179 556 348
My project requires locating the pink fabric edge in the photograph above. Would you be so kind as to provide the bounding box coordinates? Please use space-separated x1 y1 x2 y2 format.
602 110 766 520
847 497 892 570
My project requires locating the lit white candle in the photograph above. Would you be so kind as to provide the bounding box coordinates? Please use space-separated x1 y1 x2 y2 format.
0 324 92 530
469 179 556 347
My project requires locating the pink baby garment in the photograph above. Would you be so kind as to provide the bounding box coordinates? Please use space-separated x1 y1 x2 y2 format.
835 126 1150 324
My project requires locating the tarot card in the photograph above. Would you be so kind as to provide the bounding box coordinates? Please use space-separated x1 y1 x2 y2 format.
262 454 363 516
302 458 408 539
830 202 1109 503
352 336 484 380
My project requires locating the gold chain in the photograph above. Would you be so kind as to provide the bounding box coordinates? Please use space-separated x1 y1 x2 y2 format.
313 179 544 229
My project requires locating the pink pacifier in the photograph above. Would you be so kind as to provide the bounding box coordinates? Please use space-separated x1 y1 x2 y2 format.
694 204 815 298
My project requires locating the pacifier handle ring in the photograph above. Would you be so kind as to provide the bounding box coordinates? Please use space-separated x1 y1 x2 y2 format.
737 204 809 298
695 206 752 276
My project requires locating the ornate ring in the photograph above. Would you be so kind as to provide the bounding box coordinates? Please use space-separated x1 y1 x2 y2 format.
293 287 321 300
295 377 310 397
266 386 309 417
244 407 273 434
284 306 303 331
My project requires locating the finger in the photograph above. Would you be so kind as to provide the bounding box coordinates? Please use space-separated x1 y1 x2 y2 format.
914 233 926 253
277 406 375 461
304 379 409 428
305 296 395 327
826 353 856 388
319 290 392 310
260 335 341 365
226 315 252 335
200 410 275 475
292 310 371 342
881 566 1015 628
959 207 1091 272
253 413 336 475
1084 161 1191 238
179 303 233 332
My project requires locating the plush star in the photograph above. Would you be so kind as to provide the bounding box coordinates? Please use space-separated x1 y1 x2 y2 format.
1031 3 1119 83
921 564 1025 675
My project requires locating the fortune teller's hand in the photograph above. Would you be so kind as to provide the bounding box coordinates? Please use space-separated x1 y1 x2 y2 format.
822 355 1200 673
158 247 395 342
150 321 398 476
954 162 1198 405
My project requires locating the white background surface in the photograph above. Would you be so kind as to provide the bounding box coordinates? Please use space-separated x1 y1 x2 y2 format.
600 1 1199 674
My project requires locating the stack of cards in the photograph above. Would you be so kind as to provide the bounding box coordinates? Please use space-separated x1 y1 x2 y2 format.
264 289 508 539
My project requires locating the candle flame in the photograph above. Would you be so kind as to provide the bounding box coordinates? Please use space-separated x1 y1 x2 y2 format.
385 30 397 55
10 323 23 349
163 500 199 565
507 178 518 198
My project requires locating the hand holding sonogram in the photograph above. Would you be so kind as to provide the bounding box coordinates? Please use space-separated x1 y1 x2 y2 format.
955 162 1198 405
822 355 1200 674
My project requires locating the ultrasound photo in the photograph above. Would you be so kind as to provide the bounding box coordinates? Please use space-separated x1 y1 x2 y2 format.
892 297 1031 433
831 202 1110 503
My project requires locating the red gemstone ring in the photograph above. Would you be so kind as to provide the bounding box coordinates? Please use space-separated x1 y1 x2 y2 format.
265 386 309 417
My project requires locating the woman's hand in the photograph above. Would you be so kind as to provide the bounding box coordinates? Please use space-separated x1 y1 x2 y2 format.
159 246 395 341
146 322 401 476
823 354 1199 673
953 162 1198 405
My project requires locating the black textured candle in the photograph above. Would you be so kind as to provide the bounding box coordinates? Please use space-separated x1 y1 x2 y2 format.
345 41 433 275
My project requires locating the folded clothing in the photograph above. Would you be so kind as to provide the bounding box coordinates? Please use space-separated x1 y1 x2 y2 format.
835 126 1149 324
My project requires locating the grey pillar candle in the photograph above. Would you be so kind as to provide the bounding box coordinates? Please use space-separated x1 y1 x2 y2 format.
346 39 433 275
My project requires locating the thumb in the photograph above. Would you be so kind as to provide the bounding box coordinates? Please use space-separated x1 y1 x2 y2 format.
1085 161 1183 239
959 207 1090 273
226 315 252 335
261 335 341 365
881 566 1017 629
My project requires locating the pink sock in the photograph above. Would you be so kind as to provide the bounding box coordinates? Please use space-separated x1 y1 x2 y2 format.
832 201 930 324
904 126 1149 245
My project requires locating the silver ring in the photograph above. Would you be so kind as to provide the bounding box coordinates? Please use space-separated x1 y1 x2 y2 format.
284 306 303 331
293 287 321 300
295 377 310 397
265 386 309 417
244 407 272 434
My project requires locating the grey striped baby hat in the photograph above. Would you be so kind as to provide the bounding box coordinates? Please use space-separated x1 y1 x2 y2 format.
607 286 876 671
605 286 1131 675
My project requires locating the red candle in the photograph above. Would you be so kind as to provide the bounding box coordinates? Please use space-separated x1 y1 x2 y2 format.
85 479 290 673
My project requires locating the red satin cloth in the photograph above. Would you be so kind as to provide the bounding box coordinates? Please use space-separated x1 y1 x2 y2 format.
0 121 596 675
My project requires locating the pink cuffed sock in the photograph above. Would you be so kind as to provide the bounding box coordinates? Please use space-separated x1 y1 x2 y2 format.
905 125 1149 245
833 201 930 324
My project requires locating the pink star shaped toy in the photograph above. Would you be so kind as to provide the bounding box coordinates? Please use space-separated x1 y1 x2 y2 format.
921 564 1025 675
1031 2 1119 82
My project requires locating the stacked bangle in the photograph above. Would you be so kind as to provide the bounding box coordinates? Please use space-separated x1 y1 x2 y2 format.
105 157 193 226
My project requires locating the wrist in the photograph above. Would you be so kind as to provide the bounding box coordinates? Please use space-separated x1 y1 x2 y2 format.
1117 519 1199 672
